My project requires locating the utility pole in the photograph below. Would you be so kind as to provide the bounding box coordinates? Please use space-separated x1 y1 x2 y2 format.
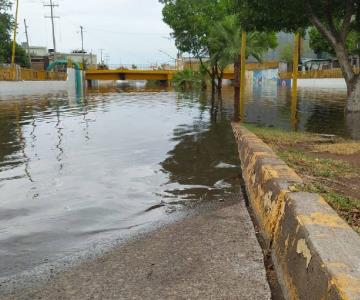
11 0 20 65
44 0 59 59
24 19 32 68
80 25 85 90
104 54 110 66
99 49 104 64
80 26 85 69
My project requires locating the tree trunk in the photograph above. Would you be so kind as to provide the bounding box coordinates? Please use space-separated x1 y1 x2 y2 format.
233 55 241 122
346 111 360 139
217 71 224 95
201 79 207 90
211 65 217 95
331 44 360 112
210 92 218 123
307 10 360 111
346 75 360 112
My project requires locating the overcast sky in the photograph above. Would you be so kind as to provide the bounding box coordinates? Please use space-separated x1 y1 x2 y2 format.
14 0 177 65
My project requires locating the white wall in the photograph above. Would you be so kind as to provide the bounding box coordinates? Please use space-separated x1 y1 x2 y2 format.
294 78 347 89
0 68 78 98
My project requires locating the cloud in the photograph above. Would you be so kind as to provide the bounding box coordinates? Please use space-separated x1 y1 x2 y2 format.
15 0 176 65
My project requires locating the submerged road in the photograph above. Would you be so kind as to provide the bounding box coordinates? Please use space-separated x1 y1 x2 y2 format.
4 198 271 299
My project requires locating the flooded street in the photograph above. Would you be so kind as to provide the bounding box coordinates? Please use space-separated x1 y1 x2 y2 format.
0 83 355 285
0 86 241 283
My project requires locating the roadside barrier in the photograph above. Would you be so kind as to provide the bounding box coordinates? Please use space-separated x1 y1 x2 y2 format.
0 67 67 81
232 123 360 300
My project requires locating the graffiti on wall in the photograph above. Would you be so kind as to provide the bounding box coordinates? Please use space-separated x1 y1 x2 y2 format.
253 69 278 86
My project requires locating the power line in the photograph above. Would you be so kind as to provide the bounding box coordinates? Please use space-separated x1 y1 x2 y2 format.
44 0 59 56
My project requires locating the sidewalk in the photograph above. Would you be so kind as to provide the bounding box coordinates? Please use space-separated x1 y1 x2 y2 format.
5 199 271 300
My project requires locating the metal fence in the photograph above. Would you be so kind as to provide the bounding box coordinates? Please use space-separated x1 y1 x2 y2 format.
223 61 279 72
104 64 178 71
0 67 67 81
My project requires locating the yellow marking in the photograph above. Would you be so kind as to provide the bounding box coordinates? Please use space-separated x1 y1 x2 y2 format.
315 233 331 239
331 273 360 300
318 197 330 207
296 239 312 268
327 262 350 270
297 213 349 229
263 191 273 210
250 151 274 165
262 165 280 181
285 235 290 252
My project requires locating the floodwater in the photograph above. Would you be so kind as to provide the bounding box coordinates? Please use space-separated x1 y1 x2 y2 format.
0 83 357 285
0 85 241 285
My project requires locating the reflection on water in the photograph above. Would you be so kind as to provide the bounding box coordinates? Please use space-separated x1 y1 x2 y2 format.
0 83 358 282
0 87 241 281
223 83 357 139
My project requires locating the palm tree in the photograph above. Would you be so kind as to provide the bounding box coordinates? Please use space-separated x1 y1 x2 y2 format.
209 15 277 96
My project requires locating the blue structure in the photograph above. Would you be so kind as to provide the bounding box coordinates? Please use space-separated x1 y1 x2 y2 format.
47 60 82 96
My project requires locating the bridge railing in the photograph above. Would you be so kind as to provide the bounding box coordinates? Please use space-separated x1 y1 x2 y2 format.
279 67 360 80
104 64 177 71
0 66 67 81
223 61 279 73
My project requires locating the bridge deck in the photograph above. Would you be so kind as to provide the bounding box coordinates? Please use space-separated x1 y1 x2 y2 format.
86 69 236 81
86 69 177 81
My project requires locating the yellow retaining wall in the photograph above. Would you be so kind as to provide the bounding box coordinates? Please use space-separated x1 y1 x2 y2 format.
0 68 67 81
232 123 360 300
279 68 360 80
183 60 279 72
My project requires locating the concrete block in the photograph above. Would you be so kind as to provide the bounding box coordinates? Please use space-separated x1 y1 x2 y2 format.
232 123 360 300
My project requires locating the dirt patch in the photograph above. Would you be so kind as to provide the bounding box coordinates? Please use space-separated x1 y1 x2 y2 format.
313 143 360 156
244 124 360 234
314 152 360 169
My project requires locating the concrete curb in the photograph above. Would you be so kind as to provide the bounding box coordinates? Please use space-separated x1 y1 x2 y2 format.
232 123 360 300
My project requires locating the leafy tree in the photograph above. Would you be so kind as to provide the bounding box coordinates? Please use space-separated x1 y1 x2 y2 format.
279 43 293 63
239 0 360 111
160 0 229 90
160 0 228 58
0 0 29 67
309 27 360 57
172 69 204 89
309 27 335 56
0 0 12 63
209 15 277 93
5 42 30 67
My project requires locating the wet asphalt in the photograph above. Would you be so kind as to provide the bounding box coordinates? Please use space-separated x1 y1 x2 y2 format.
3 197 271 300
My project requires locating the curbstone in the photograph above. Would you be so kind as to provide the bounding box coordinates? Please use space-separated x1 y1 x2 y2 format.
232 123 360 300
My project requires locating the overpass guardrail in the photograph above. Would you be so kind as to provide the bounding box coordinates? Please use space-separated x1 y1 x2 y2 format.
279 67 360 80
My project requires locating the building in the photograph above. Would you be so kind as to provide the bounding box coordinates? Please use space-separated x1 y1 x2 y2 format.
21 43 50 70
21 43 97 70
57 51 97 69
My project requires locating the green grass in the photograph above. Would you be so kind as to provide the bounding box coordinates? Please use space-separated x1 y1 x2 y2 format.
278 150 354 178
324 192 360 211
244 124 360 232
243 124 318 145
